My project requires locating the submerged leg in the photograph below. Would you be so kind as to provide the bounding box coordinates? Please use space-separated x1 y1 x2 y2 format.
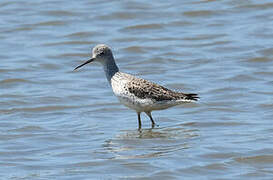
137 112 142 130
145 111 155 128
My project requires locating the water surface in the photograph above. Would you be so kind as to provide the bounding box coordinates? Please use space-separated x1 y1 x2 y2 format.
1 0 273 179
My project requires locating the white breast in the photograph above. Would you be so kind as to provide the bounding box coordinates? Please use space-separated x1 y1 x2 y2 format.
110 72 155 112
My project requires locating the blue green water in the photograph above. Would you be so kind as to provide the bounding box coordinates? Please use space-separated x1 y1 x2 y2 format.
1 0 273 179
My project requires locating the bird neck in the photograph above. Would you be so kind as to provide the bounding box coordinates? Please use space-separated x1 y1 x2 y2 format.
103 57 119 83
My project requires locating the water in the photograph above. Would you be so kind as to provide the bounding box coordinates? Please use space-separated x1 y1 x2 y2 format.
1 0 273 179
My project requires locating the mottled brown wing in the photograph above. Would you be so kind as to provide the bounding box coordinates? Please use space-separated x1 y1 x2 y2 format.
126 77 198 102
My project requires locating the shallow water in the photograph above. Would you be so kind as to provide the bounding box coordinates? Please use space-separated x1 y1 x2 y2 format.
1 0 273 179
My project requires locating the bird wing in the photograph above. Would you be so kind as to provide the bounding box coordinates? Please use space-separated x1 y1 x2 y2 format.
125 75 198 102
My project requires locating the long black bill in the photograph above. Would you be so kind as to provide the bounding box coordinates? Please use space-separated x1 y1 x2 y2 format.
74 58 95 71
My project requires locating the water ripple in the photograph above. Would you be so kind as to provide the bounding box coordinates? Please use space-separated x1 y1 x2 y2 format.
1 0 273 179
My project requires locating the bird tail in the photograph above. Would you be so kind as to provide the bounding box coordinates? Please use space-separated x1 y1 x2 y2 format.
184 93 199 101
172 92 199 103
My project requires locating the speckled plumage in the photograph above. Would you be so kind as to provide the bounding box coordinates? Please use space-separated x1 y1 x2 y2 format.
74 44 199 129
111 72 198 111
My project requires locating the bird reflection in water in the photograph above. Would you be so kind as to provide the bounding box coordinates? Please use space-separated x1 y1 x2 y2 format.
101 124 198 160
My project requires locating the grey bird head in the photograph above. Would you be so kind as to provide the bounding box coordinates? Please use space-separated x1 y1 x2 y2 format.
74 44 114 70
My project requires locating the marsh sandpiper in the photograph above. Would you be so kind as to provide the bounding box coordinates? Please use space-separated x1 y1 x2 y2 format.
74 44 199 129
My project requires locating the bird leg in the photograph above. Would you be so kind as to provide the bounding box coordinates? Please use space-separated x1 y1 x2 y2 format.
145 111 155 128
137 112 142 130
